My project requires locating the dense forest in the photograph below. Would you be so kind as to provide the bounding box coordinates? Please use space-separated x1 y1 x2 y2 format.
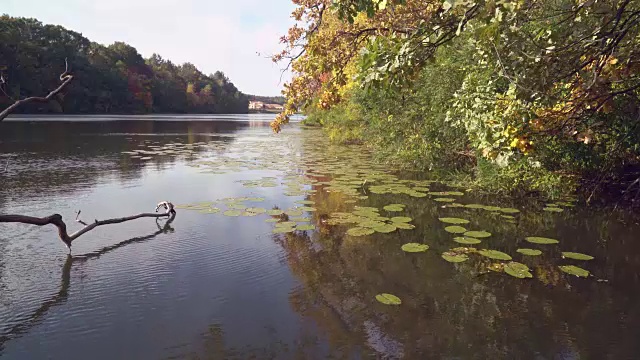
248 95 286 105
273 0 640 200
0 16 249 115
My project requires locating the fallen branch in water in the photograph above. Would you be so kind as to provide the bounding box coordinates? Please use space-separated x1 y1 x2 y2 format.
0 59 73 122
0 201 176 251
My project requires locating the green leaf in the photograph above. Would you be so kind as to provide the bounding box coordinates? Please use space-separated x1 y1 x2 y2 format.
394 222 416 230
401 243 429 253
500 208 521 214
504 262 533 279
272 227 295 234
390 216 412 223
517 248 542 256
373 223 397 233
478 249 512 261
454 237 481 244
375 293 402 305
464 231 491 238
561 252 594 261
438 217 470 225
559 265 590 278
434 197 455 202
525 236 559 244
442 252 469 263
543 207 564 213
266 209 284 216
347 227 375 237
223 210 242 217
444 225 467 234
296 224 316 231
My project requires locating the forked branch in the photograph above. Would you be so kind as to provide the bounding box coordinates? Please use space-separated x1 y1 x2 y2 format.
0 59 74 122
0 201 176 251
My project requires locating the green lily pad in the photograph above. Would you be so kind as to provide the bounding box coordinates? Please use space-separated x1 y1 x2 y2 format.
383 204 405 212
401 243 430 253
223 210 242 217
442 252 469 263
525 236 559 244
444 226 467 234
276 221 297 228
439 217 470 225
562 252 594 261
517 248 542 256
394 222 416 230
272 227 296 234
504 262 533 279
500 215 515 219
454 237 482 245
434 198 455 203
347 227 375 237
464 231 492 238
390 216 412 223
295 200 315 205
478 249 512 261
245 207 266 214
373 224 397 233
300 206 317 212
543 207 564 213
375 293 402 305
296 224 316 231
408 192 428 198
265 218 280 223
559 265 590 278
266 209 284 216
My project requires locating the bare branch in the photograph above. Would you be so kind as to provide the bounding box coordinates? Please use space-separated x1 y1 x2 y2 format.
0 59 74 122
0 202 177 251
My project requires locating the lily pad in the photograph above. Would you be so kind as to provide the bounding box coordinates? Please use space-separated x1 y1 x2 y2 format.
401 243 430 253
373 224 397 233
444 226 467 234
504 262 533 279
266 209 284 216
442 252 469 263
347 227 375 237
383 204 405 212
559 265 590 278
223 210 242 217
295 200 315 205
464 231 492 238
478 249 512 261
265 218 280 223
454 237 482 245
300 206 317 212
296 224 316 231
434 198 455 203
245 207 266 214
394 222 416 230
562 252 594 261
525 236 559 244
375 293 402 305
517 248 542 256
272 227 295 234
543 207 564 213
390 216 412 223
439 217 470 225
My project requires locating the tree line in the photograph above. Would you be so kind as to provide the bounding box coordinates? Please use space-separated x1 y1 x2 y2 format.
0 15 249 115
273 0 640 199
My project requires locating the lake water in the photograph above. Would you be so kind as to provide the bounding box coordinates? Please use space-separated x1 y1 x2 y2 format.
1 114 640 359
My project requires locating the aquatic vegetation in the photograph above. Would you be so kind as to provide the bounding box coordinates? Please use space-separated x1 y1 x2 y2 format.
517 249 542 256
453 237 481 245
504 262 533 279
401 243 429 253
463 231 491 238
478 250 512 261
444 226 467 234
559 265 590 278
525 236 560 244
562 252 594 261
375 293 402 305
438 217 470 225
442 252 469 263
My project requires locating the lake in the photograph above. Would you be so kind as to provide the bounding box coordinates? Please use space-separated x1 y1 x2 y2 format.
1 114 640 359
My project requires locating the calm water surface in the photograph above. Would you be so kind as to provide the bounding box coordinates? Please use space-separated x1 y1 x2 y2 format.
1 114 640 359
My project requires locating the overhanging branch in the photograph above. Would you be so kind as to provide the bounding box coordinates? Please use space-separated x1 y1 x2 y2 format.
0 201 176 251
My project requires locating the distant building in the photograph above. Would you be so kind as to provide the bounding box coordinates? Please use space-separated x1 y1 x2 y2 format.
265 103 284 111
249 101 265 110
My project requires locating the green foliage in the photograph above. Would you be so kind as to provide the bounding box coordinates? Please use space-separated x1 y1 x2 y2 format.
0 16 249 114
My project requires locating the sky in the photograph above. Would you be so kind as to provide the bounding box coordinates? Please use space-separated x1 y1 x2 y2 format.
3 0 297 96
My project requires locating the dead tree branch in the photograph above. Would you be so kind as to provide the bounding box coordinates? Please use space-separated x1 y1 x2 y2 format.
0 201 176 251
0 59 73 122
